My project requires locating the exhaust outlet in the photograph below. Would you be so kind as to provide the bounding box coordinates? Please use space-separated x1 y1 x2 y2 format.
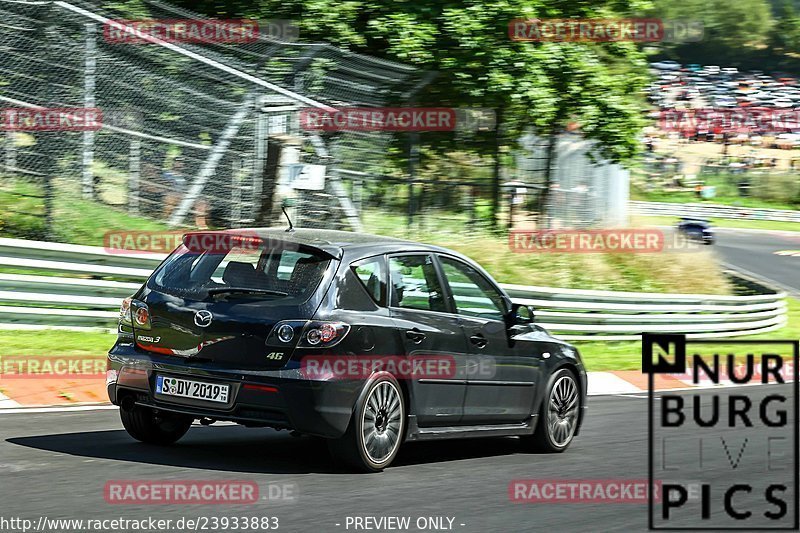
120 395 136 412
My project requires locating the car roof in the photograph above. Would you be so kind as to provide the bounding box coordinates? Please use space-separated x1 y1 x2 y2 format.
206 227 460 260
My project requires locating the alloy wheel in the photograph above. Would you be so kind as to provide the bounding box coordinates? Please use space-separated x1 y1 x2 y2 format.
547 375 579 447
361 381 403 464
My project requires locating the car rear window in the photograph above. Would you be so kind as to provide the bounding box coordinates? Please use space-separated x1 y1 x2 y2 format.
149 238 332 302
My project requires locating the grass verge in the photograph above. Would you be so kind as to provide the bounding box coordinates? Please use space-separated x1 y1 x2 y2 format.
633 214 800 233
364 211 732 295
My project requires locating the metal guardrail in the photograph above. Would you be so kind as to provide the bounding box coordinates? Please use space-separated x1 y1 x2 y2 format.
0 237 788 340
631 201 800 223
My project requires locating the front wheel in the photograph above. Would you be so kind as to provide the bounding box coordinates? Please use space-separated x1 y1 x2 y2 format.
120 406 193 445
327 373 406 472
524 368 581 453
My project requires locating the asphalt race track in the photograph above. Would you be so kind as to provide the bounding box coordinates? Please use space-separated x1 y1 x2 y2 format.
1 385 795 532
713 228 800 294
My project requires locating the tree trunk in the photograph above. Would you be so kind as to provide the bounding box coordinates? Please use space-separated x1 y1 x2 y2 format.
491 108 503 231
537 130 558 229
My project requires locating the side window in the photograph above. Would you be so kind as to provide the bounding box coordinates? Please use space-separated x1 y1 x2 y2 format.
439 256 506 321
388 255 446 312
351 257 387 306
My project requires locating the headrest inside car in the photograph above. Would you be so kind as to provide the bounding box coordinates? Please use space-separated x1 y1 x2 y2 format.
222 261 260 286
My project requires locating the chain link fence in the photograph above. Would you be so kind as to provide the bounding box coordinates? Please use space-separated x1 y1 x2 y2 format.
0 0 432 241
0 0 631 245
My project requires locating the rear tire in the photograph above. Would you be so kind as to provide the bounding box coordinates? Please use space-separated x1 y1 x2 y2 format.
120 406 193 445
327 373 405 472
524 368 580 453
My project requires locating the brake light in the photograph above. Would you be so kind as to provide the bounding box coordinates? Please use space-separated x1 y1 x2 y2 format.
134 307 149 326
299 321 350 348
126 300 151 330
319 323 337 343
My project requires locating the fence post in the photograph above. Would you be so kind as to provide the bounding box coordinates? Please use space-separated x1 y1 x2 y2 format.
406 132 418 230
82 22 97 200
231 157 242 228
4 131 16 173
38 5 57 240
128 138 140 214
250 103 267 221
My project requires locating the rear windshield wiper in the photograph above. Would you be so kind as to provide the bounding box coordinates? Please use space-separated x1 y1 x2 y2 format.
207 287 289 297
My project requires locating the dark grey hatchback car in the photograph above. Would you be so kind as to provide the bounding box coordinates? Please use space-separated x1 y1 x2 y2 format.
107 228 587 471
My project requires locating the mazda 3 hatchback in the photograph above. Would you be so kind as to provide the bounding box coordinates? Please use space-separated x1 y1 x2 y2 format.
107 228 587 471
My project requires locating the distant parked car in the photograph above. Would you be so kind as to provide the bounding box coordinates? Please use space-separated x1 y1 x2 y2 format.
713 96 737 108
677 218 714 245
775 132 800 148
651 60 682 71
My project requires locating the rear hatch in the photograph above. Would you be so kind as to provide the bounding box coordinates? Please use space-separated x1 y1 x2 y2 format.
127 233 337 370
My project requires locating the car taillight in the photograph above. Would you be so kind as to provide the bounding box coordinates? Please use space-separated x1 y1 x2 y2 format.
119 297 132 326
134 307 149 326
266 320 350 348
125 299 151 330
299 321 350 348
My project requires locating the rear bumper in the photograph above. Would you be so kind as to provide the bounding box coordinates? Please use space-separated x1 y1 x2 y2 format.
107 342 361 438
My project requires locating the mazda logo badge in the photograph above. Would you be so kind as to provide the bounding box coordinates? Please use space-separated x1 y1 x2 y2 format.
194 310 213 328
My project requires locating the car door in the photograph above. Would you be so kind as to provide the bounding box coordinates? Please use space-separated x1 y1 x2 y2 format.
387 253 469 427
437 255 540 424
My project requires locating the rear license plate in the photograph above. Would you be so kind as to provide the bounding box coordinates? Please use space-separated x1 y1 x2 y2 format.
156 375 230 403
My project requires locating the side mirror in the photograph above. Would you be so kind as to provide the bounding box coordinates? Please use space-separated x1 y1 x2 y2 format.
510 303 534 326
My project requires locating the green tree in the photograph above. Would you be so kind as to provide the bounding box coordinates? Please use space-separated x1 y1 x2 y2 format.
770 1 800 52
649 0 774 64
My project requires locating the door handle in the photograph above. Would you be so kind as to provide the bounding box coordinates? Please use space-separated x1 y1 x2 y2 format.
469 333 487 348
405 329 426 344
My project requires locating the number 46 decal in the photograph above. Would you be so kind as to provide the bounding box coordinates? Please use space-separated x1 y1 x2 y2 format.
266 352 284 360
